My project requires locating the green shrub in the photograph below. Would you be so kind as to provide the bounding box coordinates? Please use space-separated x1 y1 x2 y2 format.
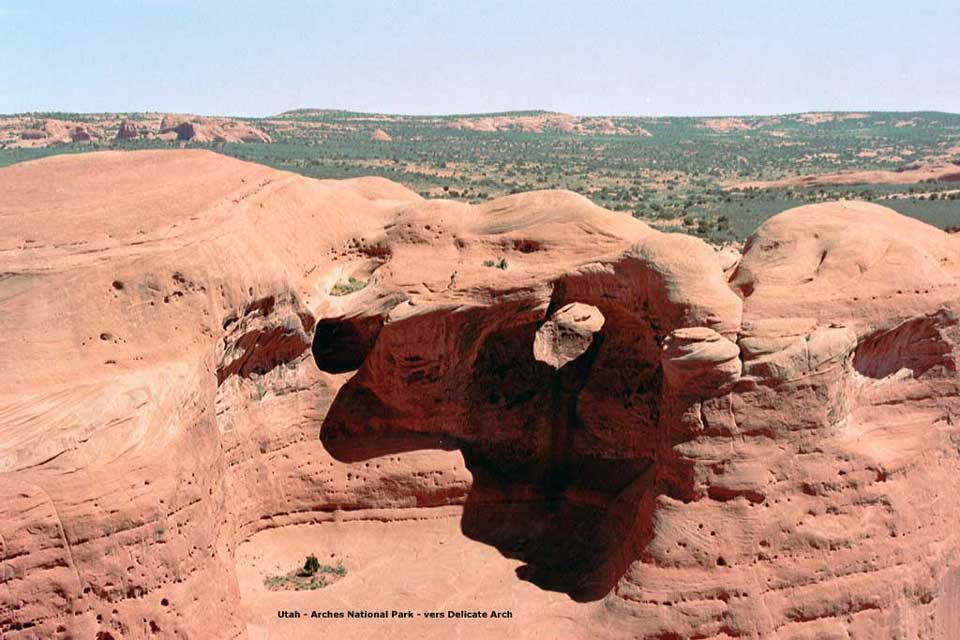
302 554 321 576
263 555 347 591
331 276 367 296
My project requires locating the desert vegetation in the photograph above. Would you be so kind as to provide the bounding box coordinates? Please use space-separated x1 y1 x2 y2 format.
482 257 509 270
330 276 368 296
263 554 347 591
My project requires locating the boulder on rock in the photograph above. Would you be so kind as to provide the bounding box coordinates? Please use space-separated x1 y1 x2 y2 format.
533 302 604 368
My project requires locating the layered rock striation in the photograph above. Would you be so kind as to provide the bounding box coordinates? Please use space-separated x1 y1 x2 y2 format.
1 151 958 639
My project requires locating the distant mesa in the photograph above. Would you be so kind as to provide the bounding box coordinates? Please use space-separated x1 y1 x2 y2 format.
796 111 835 125
158 115 272 143
729 160 960 190
448 112 651 136
699 112 875 134
0 114 271 148
699 117 754 133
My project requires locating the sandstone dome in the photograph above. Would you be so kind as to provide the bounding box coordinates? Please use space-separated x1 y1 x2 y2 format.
1 151 958 639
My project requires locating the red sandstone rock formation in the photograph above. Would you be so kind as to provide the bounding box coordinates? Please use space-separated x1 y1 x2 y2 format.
159 115 272 143
115 119 140 140
0 151 958 639
2 115 271 149
370 128 392 141
448 112 650 136
533 302 605 368
70 126 93 142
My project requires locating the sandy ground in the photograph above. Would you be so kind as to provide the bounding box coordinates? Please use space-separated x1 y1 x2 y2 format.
236 510 602 639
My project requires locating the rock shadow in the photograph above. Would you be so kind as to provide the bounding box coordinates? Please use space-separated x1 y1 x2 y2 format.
317 311 657 602
459 447 654 601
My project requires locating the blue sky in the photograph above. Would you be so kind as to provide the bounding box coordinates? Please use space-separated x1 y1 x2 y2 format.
1 0 956 117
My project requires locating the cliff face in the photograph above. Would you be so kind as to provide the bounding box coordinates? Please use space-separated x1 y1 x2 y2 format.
0 151 958 639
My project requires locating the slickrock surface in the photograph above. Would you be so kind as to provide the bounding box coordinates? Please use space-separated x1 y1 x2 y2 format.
1 151 958 639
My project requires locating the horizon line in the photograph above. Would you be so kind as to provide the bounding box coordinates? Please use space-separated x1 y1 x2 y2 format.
3 107 959 120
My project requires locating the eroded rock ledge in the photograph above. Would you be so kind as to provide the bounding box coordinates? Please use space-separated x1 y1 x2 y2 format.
1 151 958 639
